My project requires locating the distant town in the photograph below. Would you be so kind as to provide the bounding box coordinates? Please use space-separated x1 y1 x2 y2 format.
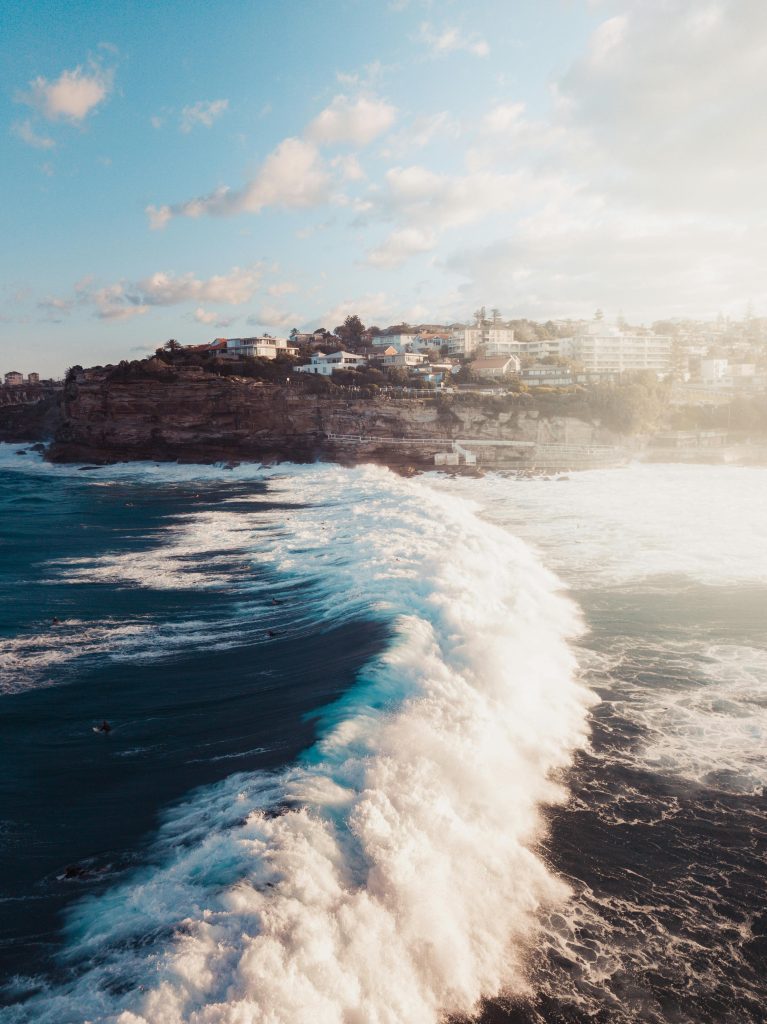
3 307 766 407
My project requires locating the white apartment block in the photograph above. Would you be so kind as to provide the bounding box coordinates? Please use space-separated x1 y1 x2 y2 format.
448 327 483 356
571 323 672 374
516 336 577 361
449 323 516 357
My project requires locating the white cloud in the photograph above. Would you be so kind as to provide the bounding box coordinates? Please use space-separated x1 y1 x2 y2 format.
146 90 397 229
367 227 436 268
408 110 461 147
91 284 148 321
137 266 262 305
382 111 462 158
267 281 298 297
180 98 229 133
72 265 263 320
370 163 566 234
331 153 366 181
146 204 173 230
480 102 526 135
37 296 73 321
193 307 218 324
307 94 396 147
12 119 55 149
38 296 72 313
444 207 767 321
419 23 489 58
360 0 767 312
192 307 237 327
17 62 113 122
555 0 767 213
147 138 330 228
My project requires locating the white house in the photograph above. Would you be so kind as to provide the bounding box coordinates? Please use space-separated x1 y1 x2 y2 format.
471 355 521 379
3 371 23 386
223 336 298 360
296 351 368 375
380 352 428 368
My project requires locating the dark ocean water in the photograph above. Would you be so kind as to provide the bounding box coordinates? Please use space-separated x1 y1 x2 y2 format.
0 457 388 991
1 452 765 1024
480 582 767 1024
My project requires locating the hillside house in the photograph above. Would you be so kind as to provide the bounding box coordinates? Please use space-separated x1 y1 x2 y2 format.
296 351 368 375
471 356 521 379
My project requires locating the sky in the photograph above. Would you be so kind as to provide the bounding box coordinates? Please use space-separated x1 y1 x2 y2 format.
1 0 766 376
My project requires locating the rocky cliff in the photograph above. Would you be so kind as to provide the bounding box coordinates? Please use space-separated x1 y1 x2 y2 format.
0 390 62 443
47 365 622 468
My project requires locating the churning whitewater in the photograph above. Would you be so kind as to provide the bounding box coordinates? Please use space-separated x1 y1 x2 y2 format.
1 453 594 1024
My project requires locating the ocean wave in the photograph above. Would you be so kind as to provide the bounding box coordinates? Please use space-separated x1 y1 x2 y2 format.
4 463 594 1023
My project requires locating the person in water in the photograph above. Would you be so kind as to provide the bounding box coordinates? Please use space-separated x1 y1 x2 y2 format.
96 720 112 734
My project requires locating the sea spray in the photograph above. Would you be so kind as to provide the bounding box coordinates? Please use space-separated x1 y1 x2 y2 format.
4 462 594 1023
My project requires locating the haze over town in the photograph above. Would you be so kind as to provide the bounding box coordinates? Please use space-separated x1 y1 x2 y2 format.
2 0 766 377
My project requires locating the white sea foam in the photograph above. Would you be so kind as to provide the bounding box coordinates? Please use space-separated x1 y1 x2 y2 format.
436 463 767 588
438 464 767 793
0 616 272 695
6 462 594 1024
625 642 767 794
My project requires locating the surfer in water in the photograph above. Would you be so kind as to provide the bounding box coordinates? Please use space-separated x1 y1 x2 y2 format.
95 720 112 734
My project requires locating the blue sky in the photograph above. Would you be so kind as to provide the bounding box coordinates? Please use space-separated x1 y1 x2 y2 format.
2 0 765 375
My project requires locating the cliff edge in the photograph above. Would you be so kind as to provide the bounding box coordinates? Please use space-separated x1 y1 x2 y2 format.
45 363 622 469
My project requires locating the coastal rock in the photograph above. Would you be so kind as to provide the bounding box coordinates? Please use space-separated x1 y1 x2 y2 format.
47 367 622 468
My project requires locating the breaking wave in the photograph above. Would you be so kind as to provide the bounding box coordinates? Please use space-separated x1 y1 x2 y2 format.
3 461 594 1023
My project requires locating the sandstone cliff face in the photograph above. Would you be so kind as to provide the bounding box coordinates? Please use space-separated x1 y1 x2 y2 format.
0 391 62 443
48 367 619 466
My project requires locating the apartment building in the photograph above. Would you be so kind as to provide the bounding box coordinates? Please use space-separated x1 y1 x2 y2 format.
571 323 671 374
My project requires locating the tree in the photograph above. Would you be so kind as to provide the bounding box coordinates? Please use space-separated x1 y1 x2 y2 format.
452 364 475 385
334 315 365 349
162 339 182 363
